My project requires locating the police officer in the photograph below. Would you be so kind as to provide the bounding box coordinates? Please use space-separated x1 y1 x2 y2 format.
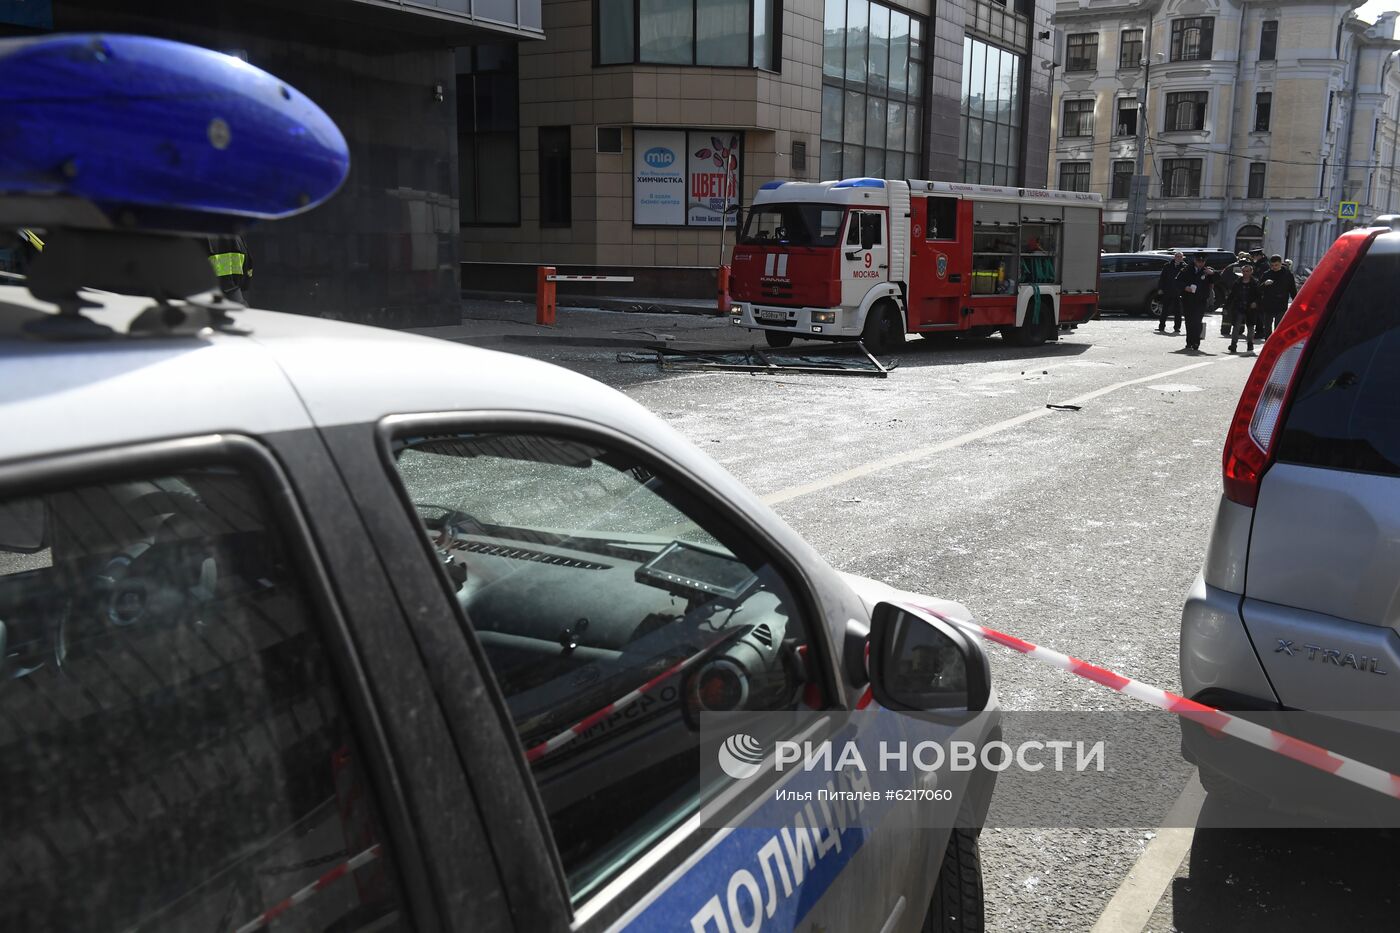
1250 248 1268 278
207 235 251 305
1224 263 1261 354
1155 250 1188 334
1179 253 1216 351
1256 253 1297 339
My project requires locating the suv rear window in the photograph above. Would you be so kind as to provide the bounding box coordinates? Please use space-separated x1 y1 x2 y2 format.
1275 251 1400 476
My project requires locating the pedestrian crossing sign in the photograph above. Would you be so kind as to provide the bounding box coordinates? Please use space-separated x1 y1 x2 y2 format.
1338 201 1359 219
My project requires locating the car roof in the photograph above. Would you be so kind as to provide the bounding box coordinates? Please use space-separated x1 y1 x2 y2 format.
0 282 854 643
0 286 679 467
1152 248 1237 257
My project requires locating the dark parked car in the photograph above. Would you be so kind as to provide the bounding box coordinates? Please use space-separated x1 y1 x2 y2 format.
1098 252 1170 315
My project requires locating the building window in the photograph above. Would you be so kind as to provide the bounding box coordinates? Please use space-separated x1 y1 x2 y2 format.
1111 160 1133 198
457 44 520 226
1102 221 1126 251
1059 161 1090 191
1162 158 1202 197
1061 98 1094 137
1115 98 1138 137
1164 91 1207 132
1247 162 1266 199
958 34 1025 185
821 0 927 180
1119 28 1143 68
1066 33 1097 72
539 126 572 227
1170 17 1214 62
1155 223 1209 247
599 0 778 69
1235 224 1265 254
1254 91 1271 132
1259 20 1277 61
598 0 635 64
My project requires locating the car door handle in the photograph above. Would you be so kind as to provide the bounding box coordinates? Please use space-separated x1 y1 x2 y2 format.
949 274 962 282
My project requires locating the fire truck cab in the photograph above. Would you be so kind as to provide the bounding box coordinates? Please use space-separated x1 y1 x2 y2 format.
730 178 1103 352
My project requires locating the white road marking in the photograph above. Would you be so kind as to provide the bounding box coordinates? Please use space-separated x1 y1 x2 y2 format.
1088 776 1206 933
760 359 1226 506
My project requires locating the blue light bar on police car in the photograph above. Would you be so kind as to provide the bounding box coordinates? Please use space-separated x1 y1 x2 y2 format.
0 34 349 230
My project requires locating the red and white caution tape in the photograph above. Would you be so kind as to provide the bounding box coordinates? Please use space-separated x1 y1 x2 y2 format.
232 844 383 933
523 636 727 764
906 603 1400 802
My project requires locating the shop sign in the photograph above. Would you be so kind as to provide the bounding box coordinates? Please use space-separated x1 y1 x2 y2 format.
634 129 686 225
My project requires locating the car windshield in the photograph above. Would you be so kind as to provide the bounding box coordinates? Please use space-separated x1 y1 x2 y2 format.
739 203 846 246
395 435 726 554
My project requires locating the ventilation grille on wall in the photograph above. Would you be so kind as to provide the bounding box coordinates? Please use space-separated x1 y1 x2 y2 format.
597 127 623 153
792 141 807 174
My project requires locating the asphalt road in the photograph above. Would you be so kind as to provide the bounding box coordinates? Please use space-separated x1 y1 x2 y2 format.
457 305 1384 932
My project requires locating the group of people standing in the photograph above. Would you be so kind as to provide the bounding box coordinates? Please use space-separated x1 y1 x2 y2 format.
1155 248 1298 354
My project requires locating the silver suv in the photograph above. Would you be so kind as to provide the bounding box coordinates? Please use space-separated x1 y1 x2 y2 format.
1179 226 1400 818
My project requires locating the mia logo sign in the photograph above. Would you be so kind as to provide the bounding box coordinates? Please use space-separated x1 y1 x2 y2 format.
644 146 676 169
634 130 687 225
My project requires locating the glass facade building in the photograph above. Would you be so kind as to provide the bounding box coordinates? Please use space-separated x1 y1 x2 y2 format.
960 36 1024 185
458 0 1054 300
598 0 777 68
819 0 927 181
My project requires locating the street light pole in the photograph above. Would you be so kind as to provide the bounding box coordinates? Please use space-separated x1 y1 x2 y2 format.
1126 28 1154 251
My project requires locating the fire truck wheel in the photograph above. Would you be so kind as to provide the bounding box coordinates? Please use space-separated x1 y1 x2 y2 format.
1002 301 1056 347
763 330 795 348
862 300 903 354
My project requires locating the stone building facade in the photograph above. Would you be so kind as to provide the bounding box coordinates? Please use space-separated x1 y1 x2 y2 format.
1050 0 1400 265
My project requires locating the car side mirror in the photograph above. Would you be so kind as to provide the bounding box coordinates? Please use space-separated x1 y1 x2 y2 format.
867 603 991 712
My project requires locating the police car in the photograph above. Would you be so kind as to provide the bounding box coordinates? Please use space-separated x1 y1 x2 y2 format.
0 35 1001 932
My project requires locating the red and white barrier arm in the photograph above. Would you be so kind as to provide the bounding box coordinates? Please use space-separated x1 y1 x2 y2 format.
903 603 1400 802
545 274 635 282
232 844 383 933
523 632 735 764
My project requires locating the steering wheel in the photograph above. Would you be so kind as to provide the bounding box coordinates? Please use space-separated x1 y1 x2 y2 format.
52 503 224 672
415 504 482 589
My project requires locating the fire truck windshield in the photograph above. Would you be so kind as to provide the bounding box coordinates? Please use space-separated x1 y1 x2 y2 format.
740 203 845 247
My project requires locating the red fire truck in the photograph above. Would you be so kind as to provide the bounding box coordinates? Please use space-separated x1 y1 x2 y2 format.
730 178 1103 352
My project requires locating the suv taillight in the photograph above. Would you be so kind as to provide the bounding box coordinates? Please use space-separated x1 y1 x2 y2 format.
1222 229 1380 506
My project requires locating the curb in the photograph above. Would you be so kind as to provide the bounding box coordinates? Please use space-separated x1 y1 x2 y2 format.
462 289 723 317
